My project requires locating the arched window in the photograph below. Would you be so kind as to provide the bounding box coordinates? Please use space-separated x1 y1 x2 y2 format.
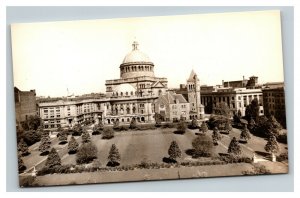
131 91 133 95
158 89 162 95
127 107 130 114
126 92 128 96
132 106 136 114
121 92 123 96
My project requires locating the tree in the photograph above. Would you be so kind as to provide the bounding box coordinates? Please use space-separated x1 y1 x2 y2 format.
168 141 181 162
81 130 91 143
264 135 280 154
76 142 98 164
189 118 198 129
154 113 162 127
72 124 83 136
21 129 42 146
38 133 51 155
102 128 114 139
58 130 68 144
107 144 121 166
200 121 208 133
21 115 42 131
129 118 137 129
18 138 30 156
18 153 26 173
192 134 213 157
212 127 222 145
68 136 79 154
240 125 251 143
245 98 260 122
213 102 231 118
228 137 242 156
267 115 282 137
45 148 61 168
177 120 187 134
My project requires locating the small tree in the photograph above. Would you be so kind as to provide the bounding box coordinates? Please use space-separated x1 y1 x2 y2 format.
18 154 26 173
224 120 232 134
68 136 79 154
213 102 231 118
107 144 121 167
45 148 61 168
18 138 30 156
192 134 213 157
58 130 68 144
189 118 198 129
76 142 98 164
129 118 137 129
212 127 222 145
38 133 51 155
228 137 242 156
248 118 256 132
81 130 91 143
72 124 83 136
240 125 251 143
200 122 208 133
264 135 280 155
92 122 103 135
154 113 162 127
102 128 114 139
177 120 187 134
168 141 181 162
113 120 120 130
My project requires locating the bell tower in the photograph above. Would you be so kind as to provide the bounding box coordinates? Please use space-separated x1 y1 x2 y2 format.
187 70 203 119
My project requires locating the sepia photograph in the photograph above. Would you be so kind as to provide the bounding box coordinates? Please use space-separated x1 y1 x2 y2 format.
11 10 289 187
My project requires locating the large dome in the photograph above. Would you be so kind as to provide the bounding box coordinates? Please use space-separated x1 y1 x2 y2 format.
122 50 151 64
120 41 155 79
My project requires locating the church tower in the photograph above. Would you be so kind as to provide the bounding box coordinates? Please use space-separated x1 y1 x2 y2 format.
187 70 203 119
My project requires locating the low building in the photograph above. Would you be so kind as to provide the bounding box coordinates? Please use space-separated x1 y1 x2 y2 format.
155 92 190 122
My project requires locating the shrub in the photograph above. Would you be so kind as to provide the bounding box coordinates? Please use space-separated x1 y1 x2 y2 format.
18 154 26 173
102 128 114 139
18 138 30 156
189 118 198 129
192 134 213 157
107 144 121 167
243 165 271 175
81 130 91 143
240 125 251 143
92 122 103 135
68 136 79 154
200 122 208 133
76 142 98 164
19 176 36 187
176 120 187 134
224 120 232 134
168 141 181 162
38 133 51 155
212 127 222 145
277 152 288 162
277 133 287 144
228 137 242 156
208 115 228 130
45 148 61 168
113 120 120 131
129 118 137 129
58 130 68 144
265 135 280 154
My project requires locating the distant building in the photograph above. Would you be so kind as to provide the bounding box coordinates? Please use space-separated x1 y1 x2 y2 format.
262 82 286 128
222 76 260 89
200 87 264 117
155 92 190 122
14 87 37 129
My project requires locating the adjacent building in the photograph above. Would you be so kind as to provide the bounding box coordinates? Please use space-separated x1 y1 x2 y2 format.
262 82 286 128
14 87 37 129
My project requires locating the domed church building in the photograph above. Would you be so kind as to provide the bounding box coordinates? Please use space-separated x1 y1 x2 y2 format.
103 41 168 124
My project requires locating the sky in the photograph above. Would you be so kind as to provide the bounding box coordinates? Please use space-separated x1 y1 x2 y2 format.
11 10 284 97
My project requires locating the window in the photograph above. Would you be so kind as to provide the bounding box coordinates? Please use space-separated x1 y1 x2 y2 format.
44 110 48 113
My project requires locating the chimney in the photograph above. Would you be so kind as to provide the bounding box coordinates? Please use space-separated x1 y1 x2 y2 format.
222 80 224 86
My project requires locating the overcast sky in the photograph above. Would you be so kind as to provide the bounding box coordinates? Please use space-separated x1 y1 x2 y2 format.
11 10 284 97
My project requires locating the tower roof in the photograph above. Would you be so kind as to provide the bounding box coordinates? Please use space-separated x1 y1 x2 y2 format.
187 70 199 81
122 41 152 64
